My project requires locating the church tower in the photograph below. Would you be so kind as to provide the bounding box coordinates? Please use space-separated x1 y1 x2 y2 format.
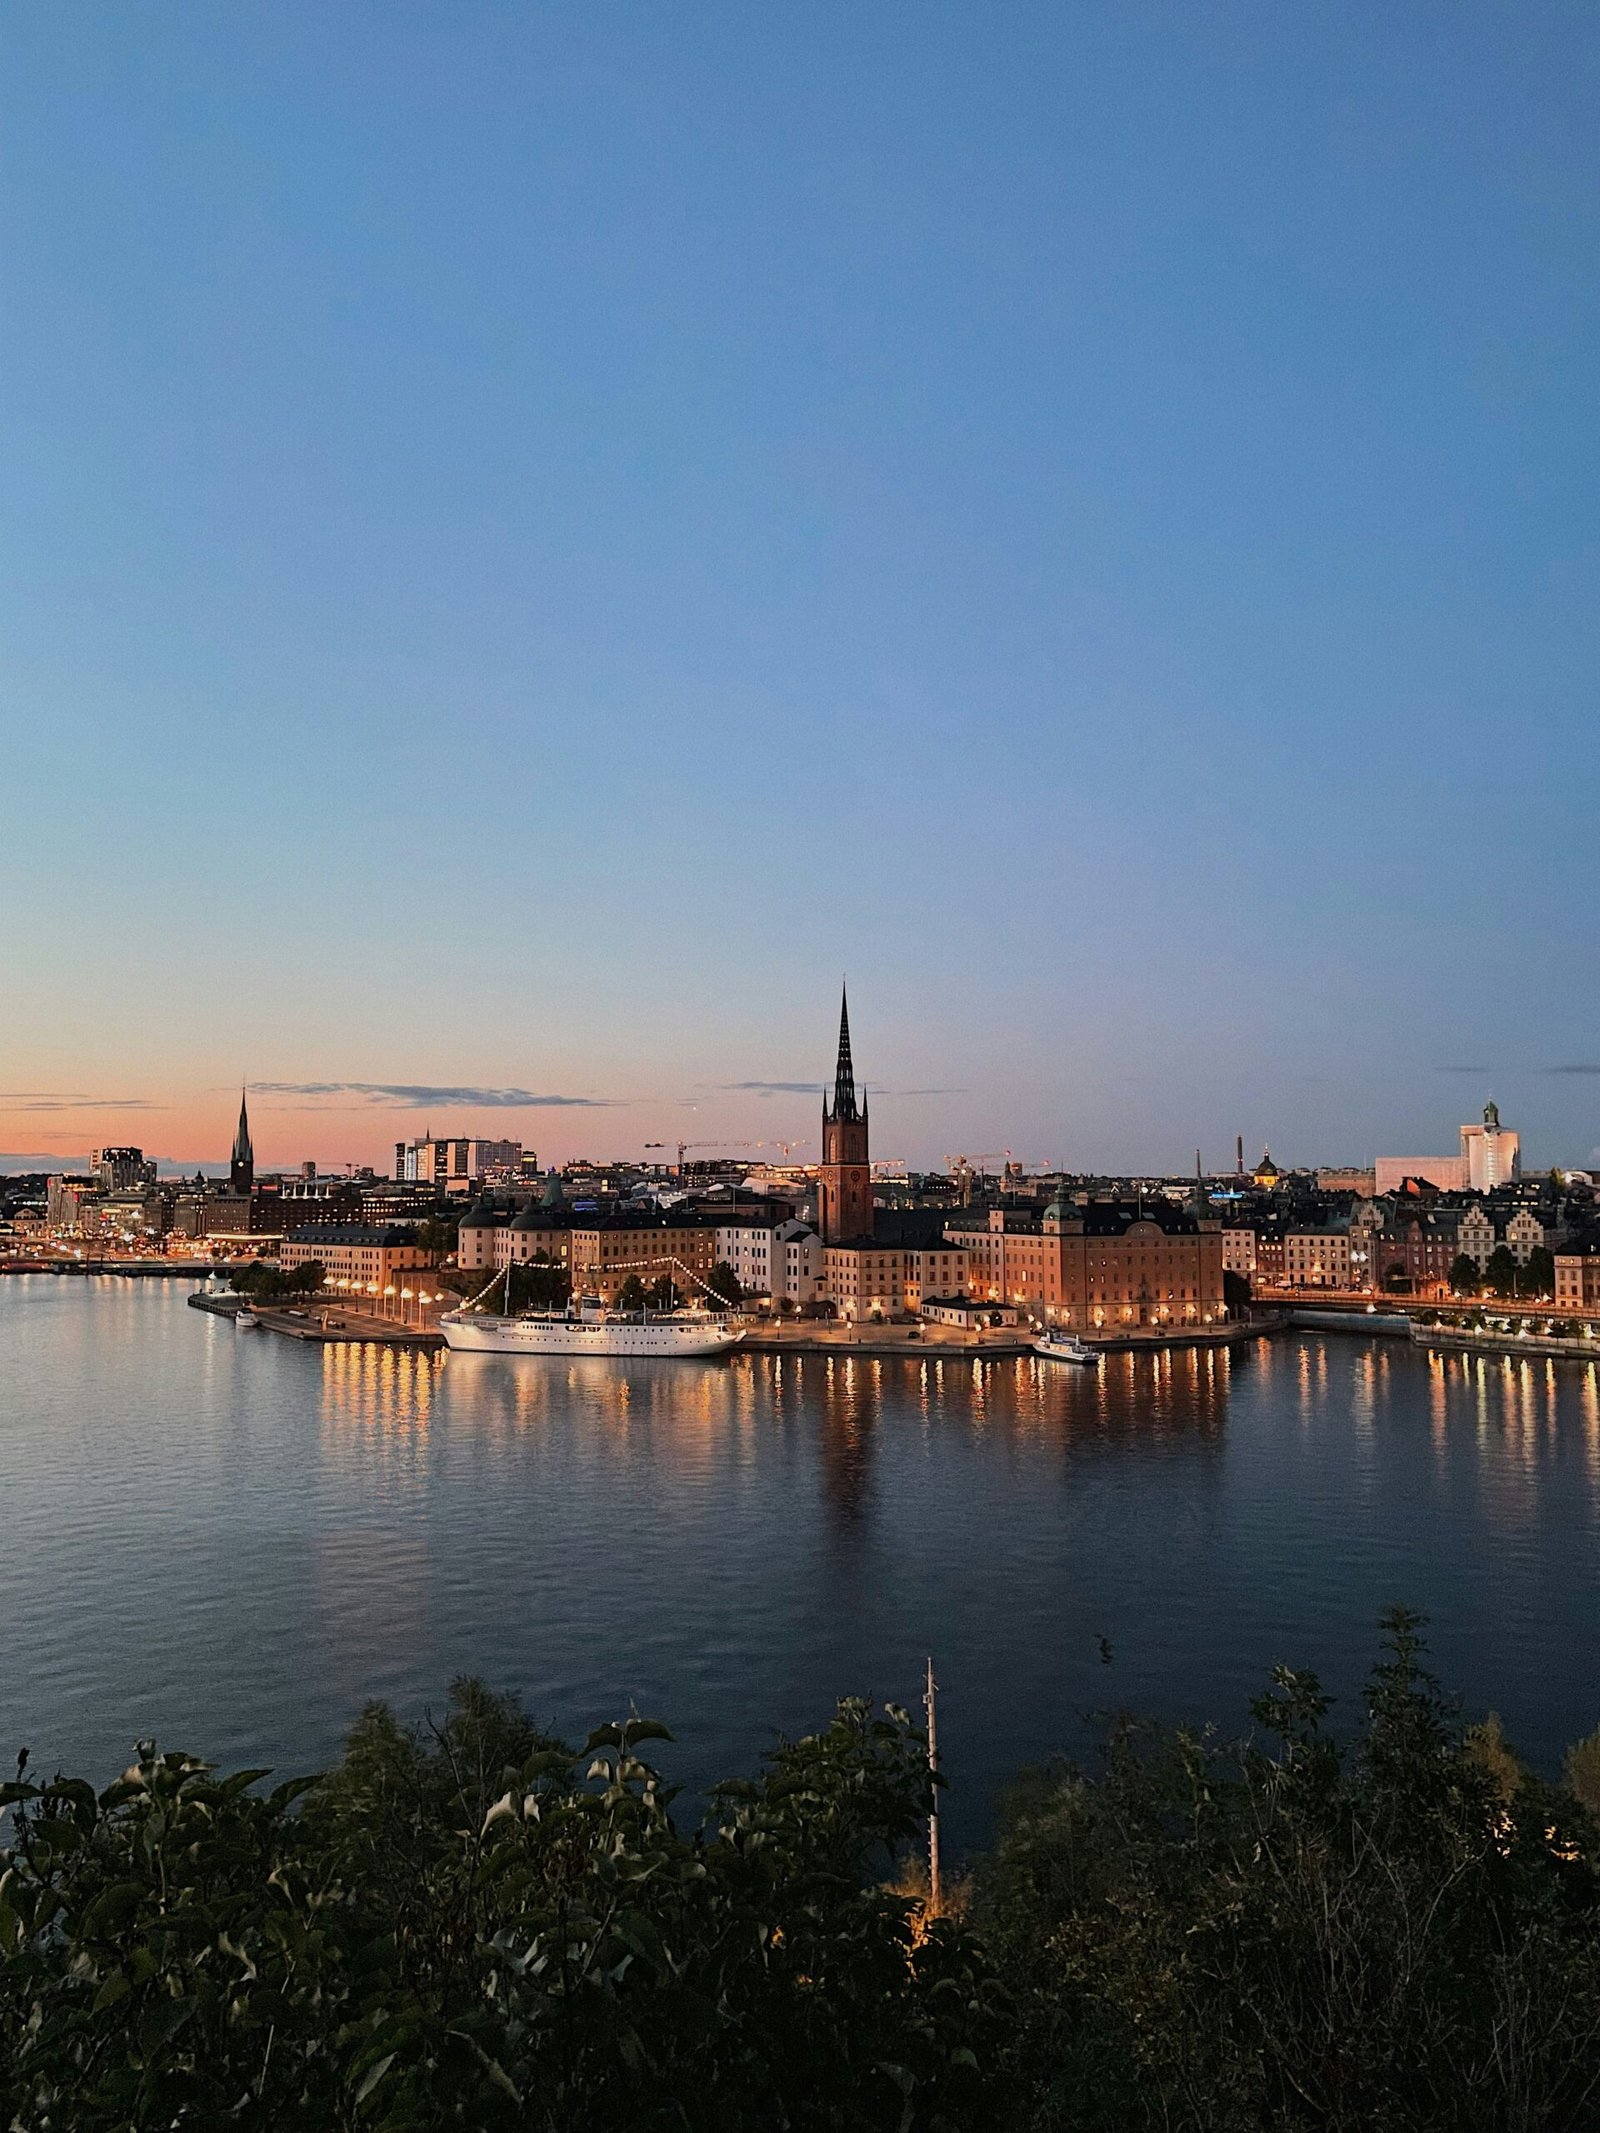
230 1087 254 1195
819 986 873 1244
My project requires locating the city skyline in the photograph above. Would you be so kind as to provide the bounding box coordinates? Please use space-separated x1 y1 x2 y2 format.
0 1056 1585 1181
4 7 1597 1173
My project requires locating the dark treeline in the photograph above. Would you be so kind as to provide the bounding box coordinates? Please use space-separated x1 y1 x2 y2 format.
6 1615 1600 2129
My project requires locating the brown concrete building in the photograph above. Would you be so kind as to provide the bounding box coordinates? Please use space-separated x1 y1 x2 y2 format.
1282 1227 1353 1288
945 1196 1227 1329
1555 1246 1600 1314
279 1223 433 1289
456 1201 718 1304
821 1242 968 1321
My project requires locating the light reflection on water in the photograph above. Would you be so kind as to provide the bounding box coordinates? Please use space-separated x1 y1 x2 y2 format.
3 1277 1600 1850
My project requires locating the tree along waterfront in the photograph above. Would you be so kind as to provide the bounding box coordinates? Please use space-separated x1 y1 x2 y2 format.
7 1618 1600 2129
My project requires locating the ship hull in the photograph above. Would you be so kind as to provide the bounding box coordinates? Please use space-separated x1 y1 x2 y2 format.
1032 1336 1100 1365
440 1312 742 1359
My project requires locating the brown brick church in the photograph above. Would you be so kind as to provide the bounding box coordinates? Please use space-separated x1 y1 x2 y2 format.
817 986 966 1317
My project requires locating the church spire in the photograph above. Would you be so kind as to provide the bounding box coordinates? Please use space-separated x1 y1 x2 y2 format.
828 982 861 1124
230 1086 254 1194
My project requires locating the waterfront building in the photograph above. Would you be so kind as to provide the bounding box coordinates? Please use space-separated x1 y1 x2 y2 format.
819 1242 969 1321
1282 1226 1353 1288
945 1196 1226 1329
1457 1202 1496 1271
279 1223 432 1290
82 1189 169 1240
45 1177 102 1234
170 1191 254 1239
714 1218 826 1308
230 1090 254 1195
1367 1206 1462 1293
456 1202 719 1304
1554 1246 1600 1314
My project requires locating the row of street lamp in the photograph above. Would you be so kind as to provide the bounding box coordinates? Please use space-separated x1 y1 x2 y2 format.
323 1276 437 1328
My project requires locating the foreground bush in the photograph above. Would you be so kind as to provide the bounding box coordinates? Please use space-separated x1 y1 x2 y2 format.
10 1621 1600 2129
976 1610 1600 2131
0 1689 1000 2130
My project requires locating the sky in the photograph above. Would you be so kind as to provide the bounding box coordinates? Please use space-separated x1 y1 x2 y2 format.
2 3 1597 1176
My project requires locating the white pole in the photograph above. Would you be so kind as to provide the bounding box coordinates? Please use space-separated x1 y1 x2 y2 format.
924 1655 942 1918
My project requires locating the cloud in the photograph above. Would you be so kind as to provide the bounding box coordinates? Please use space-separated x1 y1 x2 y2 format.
1437 1066 1492 1075
717 1080 965 1099
251 1082 617 1109
721 1081 826 1096
0 1093 158 1111
1547 1065 1600 1076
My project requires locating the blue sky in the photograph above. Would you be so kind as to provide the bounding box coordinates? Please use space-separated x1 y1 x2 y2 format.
2 3 1597 1173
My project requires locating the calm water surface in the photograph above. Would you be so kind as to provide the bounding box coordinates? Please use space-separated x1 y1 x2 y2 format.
3 1278 1599 1850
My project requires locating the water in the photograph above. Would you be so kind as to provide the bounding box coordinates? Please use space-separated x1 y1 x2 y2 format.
3 1277 1600 1851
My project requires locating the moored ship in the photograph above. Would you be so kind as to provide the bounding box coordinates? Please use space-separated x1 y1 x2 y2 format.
1032 1327 1100 1365
440 1287 741 1359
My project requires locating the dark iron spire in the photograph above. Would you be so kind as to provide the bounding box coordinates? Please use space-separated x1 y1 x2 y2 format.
828 983 861 1123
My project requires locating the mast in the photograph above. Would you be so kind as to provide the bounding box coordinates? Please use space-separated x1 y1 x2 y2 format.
924 1655 942 1918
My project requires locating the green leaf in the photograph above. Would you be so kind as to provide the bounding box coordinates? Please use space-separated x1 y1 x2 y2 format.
138 1995 195 2056
83 1881 149 1936
621 1719 675 1748
353 2049 396 2105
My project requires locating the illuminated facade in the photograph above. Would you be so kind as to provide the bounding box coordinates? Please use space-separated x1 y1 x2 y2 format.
279 1223 432 1289
456 1203 717 1303
1554 1248 1600 1314
944 1198 1226 1328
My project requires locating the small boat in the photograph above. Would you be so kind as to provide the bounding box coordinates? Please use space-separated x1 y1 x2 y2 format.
1033 1328 1100 1365
235 1310 260 1330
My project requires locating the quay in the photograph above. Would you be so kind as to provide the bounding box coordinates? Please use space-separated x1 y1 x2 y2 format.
1280 1304 1600 1366
4 1258 230 1278
187 1291 444 1350
738 1320 1260 1360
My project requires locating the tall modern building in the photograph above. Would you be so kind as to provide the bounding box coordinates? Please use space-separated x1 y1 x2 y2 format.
394 1134 525 1192
818 986 873 1245
230 1089 254 1194
90 1146 155 1191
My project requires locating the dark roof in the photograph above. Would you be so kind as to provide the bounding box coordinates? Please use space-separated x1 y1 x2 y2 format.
871 1207 952 1249
286 1223 419 1246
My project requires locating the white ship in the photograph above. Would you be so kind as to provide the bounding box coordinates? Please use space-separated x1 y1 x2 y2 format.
440 1287 742 1359
1033 1328 1100 1366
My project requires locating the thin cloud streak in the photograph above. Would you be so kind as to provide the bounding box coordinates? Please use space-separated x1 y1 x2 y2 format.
0 1093 159 1111
252 1082 617 1109
718 1080 966 1099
